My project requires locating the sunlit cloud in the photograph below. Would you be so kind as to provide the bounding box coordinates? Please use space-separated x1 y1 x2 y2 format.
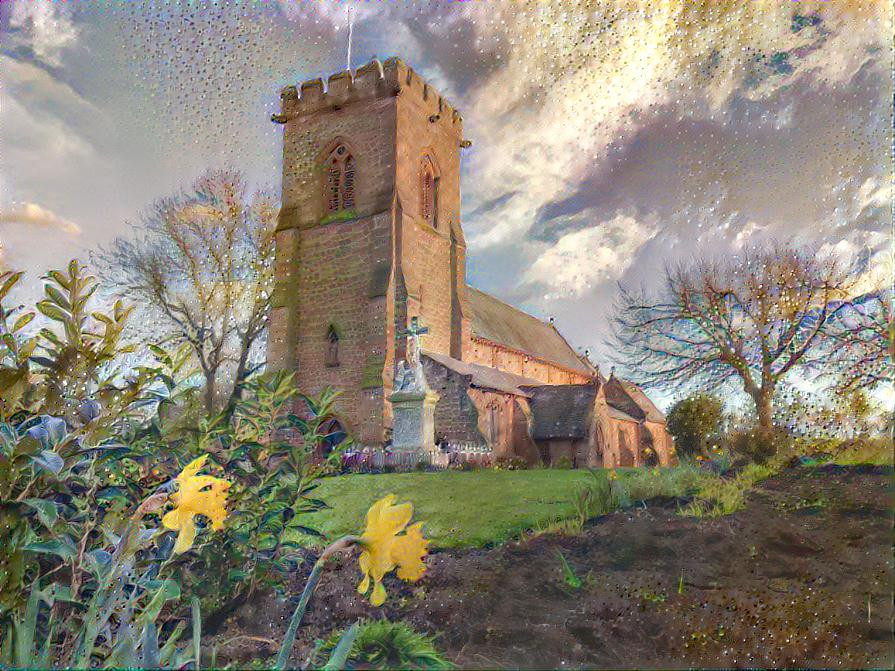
0 202 82 235
6 2 79 66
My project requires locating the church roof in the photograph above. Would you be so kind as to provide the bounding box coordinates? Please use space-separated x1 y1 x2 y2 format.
602 375 647 422
422 350 542 397
465 287 594 375
617 379 666 423
522 384 597 440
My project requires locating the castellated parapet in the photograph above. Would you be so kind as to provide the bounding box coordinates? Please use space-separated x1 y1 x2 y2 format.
279 57 463 131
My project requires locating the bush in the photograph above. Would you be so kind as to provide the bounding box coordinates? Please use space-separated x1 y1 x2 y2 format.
552 455 574 469
728 426 791 464
493 456 528 471
666 394 724 457
622 464 707 503
311 619 453 670
572 470 616 527
0 263 352 665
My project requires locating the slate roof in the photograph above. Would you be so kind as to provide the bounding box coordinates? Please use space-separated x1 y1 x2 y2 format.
618 380 666 423
522 384 597 440
602 376 647 422
422 350 542 397
465 286 594 375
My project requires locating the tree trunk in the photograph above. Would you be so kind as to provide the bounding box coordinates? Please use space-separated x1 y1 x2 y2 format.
204 371 217 415
753 387 774 430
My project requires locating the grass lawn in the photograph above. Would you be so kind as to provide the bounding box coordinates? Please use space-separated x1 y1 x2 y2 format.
299 469 596 549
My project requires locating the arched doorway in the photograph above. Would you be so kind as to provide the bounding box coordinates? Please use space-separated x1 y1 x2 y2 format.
318 418 347 458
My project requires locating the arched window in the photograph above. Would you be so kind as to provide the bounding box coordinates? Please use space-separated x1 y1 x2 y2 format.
420 157 438 228
325 325 340 367
324 144 355 213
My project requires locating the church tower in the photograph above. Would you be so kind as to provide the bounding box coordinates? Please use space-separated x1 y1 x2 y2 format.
268 58 470 445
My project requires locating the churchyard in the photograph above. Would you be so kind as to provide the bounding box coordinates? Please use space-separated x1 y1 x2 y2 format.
1 260 891 670
3 3 892 668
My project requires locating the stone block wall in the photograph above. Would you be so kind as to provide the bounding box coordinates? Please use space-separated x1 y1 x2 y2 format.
466 337 592 385
421 357 484 445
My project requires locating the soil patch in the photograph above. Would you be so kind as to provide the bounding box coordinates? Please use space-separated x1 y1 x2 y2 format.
211 465 894 669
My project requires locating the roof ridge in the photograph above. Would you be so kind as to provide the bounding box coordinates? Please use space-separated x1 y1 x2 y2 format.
465 285 552 327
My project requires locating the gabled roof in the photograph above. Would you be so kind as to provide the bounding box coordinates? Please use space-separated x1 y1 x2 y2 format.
617 380 666 423
465 286 594 375
522 384 597 440
422 350 541 396
602 376 647 422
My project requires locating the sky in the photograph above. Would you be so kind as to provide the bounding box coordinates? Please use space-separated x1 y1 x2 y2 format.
1 0 893 383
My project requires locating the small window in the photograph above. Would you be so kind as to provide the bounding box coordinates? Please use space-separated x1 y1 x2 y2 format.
325 325 340 367
420 157 438 227
324 144 355 213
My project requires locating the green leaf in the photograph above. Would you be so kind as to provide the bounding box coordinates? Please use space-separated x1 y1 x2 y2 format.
159 620 186 667
141 620 161 669
275 559 325 670
23 498 58 529
192 596 202 670
14 582 41 668
35 301 70 323
105 623 138 669
24 538 76 562
48 583 78 603
36 609 56 669
44 285 72 311
46 270 70 291
31 450 64 475
141 579 180 624
11 312 35 333
0 271 23 301
322 621 359 671
227 569 250 582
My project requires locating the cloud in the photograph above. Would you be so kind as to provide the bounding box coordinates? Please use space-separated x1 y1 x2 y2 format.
7 2 79 66
0 202 82 235
526 213 657 299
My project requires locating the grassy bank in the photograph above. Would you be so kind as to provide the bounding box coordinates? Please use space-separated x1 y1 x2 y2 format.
297 469 595 548
294 438 892 550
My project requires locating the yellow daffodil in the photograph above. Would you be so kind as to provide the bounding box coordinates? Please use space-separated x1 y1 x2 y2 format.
608 469 618 481
162 454 231 554
356 495 429 606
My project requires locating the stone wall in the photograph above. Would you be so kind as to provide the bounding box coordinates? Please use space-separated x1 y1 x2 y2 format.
465 337 592 385
270 58 470 446
421 357 484 445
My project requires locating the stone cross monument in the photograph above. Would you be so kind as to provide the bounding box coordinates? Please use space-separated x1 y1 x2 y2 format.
389 317 439 454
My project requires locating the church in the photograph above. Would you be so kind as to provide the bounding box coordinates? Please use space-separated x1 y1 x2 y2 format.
268 58 674 468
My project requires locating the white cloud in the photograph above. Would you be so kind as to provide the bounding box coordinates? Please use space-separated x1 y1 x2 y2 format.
459 1 892 254
8 2 79 66
0 202 82 234
526 213 656 298
857 176 893 212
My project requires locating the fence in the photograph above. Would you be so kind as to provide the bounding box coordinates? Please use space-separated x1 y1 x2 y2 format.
340 444 493 472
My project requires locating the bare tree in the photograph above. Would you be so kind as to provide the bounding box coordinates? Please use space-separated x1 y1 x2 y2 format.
610 244 855 429
96 170 277 413
823 289 894 393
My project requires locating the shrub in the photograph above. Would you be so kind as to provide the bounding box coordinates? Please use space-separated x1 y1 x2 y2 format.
552 455 574 469
728 426 791 464
666 394 724 457
176 376 346 624
494 455 529 471
622 464 707 503
311 619 453 670
826 436 893 466
573 469 615 527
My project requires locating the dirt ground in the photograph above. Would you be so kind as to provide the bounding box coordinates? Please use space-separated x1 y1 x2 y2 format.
213 464 894 669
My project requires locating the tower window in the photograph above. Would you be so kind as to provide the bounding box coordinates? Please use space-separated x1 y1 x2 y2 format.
324 144 355 213
420 157 438 228
325 325 340 367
